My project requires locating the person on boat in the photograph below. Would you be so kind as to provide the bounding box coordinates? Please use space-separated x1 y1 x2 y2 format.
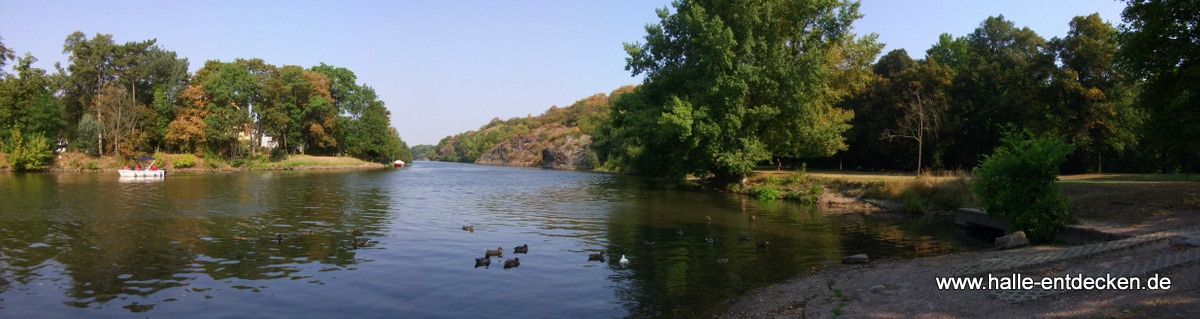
151 164 158 171
136 165 142 171
123 165 131 170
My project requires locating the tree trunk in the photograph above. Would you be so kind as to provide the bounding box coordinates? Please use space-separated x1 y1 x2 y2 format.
97 73 104 157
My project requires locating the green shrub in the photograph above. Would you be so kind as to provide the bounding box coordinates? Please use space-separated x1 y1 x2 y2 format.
2 129 54 171
756 188 780 201
172 154 196 169
902 189 925 214
972 130 1075 242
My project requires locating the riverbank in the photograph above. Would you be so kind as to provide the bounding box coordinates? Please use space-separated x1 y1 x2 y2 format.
725 175 1200 318
1 152 387 172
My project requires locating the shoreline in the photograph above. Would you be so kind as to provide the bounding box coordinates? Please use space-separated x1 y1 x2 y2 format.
723 196 1200 319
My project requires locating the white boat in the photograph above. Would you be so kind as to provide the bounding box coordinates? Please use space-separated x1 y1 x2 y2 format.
118 169 166 177
393 160 406 168
119 157 166 177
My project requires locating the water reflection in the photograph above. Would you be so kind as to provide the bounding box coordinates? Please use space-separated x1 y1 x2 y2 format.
0 164 988 318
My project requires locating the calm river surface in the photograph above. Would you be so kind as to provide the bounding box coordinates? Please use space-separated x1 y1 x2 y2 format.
0 161 989 318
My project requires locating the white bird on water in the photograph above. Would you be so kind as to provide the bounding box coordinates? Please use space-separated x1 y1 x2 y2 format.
619 255 630 267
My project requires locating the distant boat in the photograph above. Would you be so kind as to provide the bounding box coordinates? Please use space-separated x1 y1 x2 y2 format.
393 160 406 168
119 157 166 178
118 169 166 177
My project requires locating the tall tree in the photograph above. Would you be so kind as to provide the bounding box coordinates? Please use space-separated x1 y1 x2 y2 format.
882 60 954 173
0 34 16 78
94 82 147 159
164 85 209 153
61 32 154 155
609 0 879 183
1120 0 1200 172
940 16 1056 168
1050 13 1140 173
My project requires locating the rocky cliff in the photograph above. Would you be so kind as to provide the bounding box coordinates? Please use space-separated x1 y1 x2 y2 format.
475 124 594 170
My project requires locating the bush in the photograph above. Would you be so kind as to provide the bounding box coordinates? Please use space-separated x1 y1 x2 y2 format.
756 188 780 201
972 131 1075 242
2 129 55 171
172 154 196 169
902 189 925 214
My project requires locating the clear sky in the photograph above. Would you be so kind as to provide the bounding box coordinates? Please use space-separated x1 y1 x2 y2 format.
1 0 1128 146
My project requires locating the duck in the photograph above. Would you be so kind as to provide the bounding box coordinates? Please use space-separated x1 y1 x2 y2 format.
756 240 770 249
749 215 758 222
475 255 491 268
485 247 504 257
619 255 630 267
352 238 372 248
503 258 521 269
676 230 685 237
705 237 718 245
737 234 750 242
274 233 284 243
705 215 712 222
462 225 475 232
588 251 606 262
350 229 364 236
514 244 529 254
643 241 656 246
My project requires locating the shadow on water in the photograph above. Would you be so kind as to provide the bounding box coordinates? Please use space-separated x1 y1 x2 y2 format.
0 164 990 318
0 171 394 316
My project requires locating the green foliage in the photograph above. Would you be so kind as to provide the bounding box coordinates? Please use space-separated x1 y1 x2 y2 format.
604 0 879 183
0 54 67 143
2 129 55 171
902 189 925 214
972 131 1075 242
172 154 196 169
754 187 780 201
408 144 437 161
1120 0 1200 172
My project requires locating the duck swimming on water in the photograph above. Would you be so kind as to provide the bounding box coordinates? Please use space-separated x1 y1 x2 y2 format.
514 244 529 254
475 255 491 268
588 251 605 262
504 258 520 269
486 247 504 257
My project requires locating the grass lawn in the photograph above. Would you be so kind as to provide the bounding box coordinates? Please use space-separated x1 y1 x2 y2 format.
763 168 1199 227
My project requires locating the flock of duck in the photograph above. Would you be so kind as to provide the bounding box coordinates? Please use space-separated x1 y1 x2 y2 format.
466 226 527 269
464 214 768 270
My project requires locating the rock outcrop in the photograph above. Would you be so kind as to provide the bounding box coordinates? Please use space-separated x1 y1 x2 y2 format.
475 125 594 170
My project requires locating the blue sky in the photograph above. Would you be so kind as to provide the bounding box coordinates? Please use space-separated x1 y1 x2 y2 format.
1 1 1127 145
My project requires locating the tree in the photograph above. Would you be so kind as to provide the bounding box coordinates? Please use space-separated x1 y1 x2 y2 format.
134 46 190 149
94 82 147 159
1120 0 1200 173
164 85 209 153
0 34 16 77
882 61 954 174
939 16 1056 169
0 54 67 144
610 0 879 184
61 32 154 155
1050 14 1140 173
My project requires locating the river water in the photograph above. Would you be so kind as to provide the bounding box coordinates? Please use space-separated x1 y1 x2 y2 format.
0 161 989 318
